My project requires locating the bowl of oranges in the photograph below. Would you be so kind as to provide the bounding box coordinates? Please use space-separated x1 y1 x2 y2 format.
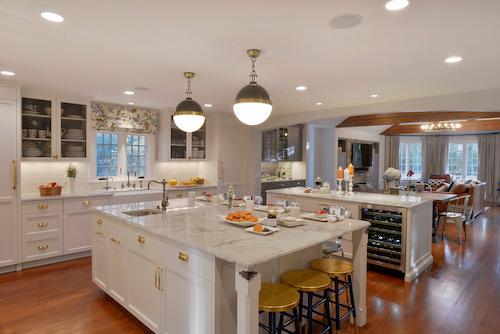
220 210 266 227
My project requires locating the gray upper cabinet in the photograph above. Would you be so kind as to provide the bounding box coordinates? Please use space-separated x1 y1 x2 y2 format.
261 124 303 161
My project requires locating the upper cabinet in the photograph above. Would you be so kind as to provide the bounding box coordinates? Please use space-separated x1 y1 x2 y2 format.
262 124 303 161
21 91 90 161
157 112 207 161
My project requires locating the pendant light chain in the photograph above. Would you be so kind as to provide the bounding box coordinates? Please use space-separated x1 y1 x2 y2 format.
185 76 192 99
249 56 258 84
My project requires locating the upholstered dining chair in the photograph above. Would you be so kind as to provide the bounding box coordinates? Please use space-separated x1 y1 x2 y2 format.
438 195 473 244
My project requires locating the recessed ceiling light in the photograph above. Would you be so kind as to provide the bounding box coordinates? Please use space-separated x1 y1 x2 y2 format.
385 0 410 11
296 86 307 91
204 104 213 108
0 70 15 76
41 12 64 23
445 56 463 64
124 90 135 95
371 94 379 98
330 14 363 29
128 102 135 105
315 102 323 105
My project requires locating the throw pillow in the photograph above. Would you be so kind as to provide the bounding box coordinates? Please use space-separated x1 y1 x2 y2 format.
450 181 465 193
428 178 445 189
435 183 450 192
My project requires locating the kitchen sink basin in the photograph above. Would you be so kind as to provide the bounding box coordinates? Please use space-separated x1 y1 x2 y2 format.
122 209 162 217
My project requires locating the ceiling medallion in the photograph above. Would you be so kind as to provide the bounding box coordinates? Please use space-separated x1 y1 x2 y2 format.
420 122 462 132
233 49 273 126
173 72 206 133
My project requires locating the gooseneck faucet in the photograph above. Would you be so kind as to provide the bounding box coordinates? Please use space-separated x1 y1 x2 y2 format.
148 179 169 211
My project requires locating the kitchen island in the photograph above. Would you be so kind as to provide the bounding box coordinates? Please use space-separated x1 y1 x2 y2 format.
91 199 369 334
266 187 450 282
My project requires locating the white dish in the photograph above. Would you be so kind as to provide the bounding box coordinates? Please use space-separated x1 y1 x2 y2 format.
244 225 279 235
301 213 338 223
196 195 212 202
278 217 304 227
218 214 266 228
254 205 285 214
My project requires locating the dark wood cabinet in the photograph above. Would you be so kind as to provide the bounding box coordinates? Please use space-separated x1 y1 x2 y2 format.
261 179 306 203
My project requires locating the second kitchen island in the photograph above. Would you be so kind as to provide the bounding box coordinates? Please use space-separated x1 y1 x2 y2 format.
267 187 442 282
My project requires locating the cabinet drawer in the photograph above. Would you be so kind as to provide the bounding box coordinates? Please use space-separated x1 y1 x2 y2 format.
22 200 63 215
125 229 162 263
64 196 110 213
164 242 214 281
23 213 62 236
23 237 62 262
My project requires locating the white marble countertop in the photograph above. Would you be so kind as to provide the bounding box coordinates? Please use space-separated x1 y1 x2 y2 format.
21 184 217 201
260 178 306 184
92 199 370 267
266 187 447 208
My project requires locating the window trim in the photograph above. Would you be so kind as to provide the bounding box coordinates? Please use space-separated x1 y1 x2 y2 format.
446 136 479 181
399 137 423 181
90 129 153 181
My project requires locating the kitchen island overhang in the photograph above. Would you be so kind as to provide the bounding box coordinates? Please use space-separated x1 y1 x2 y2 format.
91 199 369 334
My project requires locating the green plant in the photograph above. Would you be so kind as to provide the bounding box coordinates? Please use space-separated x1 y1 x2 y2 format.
66 164 77 178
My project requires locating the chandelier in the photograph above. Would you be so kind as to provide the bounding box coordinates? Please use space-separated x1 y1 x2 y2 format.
173 72 205 133
420 122 462 132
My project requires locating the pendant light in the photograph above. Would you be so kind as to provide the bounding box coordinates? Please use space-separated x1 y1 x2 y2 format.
173 72 205 133
233 49 272 126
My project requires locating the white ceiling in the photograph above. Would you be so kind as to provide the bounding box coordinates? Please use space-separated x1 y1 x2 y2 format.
1 0 500 114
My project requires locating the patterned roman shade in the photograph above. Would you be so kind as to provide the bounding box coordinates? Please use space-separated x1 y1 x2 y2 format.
91 102 158 134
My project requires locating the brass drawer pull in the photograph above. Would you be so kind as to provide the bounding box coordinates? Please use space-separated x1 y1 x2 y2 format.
111 238 121 244
38 244 48 251
96 219 103 225
38 204 48 209
12 160 17 190
178 252 189 262
94 231 104 236
37 222 48 228
83 200 92 207
137 235 145 245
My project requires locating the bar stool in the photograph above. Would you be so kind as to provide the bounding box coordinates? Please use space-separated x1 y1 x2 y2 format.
281 269 332 334
310 258 357 332
259 283 301 334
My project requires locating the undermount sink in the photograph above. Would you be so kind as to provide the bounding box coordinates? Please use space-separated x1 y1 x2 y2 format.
122 209 162 217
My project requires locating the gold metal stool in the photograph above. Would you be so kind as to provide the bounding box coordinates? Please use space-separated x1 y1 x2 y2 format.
259 283 300 334
281 269 332 334
310 258 357 332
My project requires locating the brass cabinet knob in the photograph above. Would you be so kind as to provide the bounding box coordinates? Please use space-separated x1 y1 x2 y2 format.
83 200 91 206
178 252 189 262
94 231 104 236
38 244 48 251
137 235 145 245
111 238 120 244
96 219 103 225
53 155 58 159
38 204 48 209
37 222 48 228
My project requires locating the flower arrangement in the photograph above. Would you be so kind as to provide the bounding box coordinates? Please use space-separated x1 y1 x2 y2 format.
66 164 77 178
407 169 416 191
383 168 401 182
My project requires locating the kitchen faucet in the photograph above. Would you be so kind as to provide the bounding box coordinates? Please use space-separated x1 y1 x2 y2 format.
148 179 169 211
127 170 135 188
98 177 113 190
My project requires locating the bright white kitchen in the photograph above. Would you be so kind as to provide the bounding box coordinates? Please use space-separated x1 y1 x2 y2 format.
2 1 500 334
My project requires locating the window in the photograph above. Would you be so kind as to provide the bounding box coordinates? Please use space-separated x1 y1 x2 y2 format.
96 133 119 177
126 134 146 176
446 139 478 180
95 132 148 178
399 139 422 180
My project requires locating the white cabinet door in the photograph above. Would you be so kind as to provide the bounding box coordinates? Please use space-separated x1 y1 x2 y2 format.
91 229 108 290
64 211 91 254
108 236 128 305
164 268 213 334
218 124 246 196
0 100 18 268
128 250 163 332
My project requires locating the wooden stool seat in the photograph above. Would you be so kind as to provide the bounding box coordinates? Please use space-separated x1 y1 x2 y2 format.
310 258 354 276
259 283 300 313
281 269 330 292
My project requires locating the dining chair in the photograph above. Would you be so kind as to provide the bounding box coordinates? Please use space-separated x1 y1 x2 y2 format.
438 195 472 244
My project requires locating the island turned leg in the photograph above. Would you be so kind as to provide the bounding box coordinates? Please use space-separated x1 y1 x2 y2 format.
351 227 368 327
235 264 261 334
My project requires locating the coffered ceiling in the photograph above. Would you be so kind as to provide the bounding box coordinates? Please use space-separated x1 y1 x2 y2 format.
1 0 500 114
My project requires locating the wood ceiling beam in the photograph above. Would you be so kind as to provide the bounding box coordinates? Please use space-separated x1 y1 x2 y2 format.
336 111 500 128
381 119 500 135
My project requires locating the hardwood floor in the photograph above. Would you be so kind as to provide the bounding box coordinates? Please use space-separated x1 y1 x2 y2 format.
1 207 499 334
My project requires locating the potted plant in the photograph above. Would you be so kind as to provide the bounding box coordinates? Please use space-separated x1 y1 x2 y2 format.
66 164 77 194
383 168 401 193
407 169 416 195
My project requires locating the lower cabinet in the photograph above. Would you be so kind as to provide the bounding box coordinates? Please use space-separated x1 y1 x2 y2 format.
92 213 215 334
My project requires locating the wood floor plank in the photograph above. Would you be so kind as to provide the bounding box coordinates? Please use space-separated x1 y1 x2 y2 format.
0 207 499 333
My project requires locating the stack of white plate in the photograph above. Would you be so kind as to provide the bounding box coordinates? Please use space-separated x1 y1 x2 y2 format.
64 129 85 140
64 144 85 157
23 141 42 157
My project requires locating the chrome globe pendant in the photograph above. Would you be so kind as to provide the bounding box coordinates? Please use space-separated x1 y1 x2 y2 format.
233 49 272 126
173 72 205 133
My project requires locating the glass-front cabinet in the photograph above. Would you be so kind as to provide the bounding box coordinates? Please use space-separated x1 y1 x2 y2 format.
21 92 89 160
168 115 206 160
